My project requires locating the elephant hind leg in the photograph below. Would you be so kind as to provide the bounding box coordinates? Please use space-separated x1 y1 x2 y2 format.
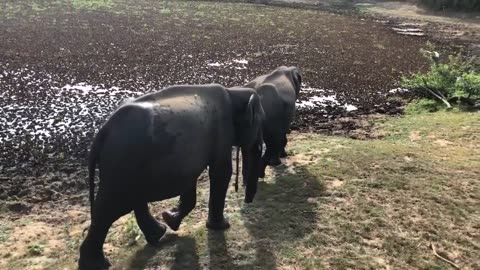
162 183 197 231
134 203 166 246
79 188 131 270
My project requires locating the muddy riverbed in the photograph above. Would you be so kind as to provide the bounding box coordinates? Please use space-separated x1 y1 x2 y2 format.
0 0 436 204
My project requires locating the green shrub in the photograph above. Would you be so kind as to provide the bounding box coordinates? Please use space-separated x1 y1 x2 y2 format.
27 243 44 256
455 72 480 98
401 43 479 108
405 99 442 114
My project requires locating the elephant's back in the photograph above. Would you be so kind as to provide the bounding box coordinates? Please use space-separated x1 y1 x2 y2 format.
143 87 232 165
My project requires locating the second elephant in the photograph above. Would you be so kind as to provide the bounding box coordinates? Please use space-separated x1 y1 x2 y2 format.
244 66 302 177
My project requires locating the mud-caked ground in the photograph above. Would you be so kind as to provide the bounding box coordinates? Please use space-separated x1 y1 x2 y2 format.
0 0 440 205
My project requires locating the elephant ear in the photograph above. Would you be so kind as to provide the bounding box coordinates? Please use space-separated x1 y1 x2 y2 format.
291 68 302 97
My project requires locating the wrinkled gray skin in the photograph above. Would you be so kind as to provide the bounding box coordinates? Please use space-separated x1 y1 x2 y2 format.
78 84 265 270
244 66 302 178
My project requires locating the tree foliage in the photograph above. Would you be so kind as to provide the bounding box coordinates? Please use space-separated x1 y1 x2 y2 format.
401 43 479 108
418 0 480 12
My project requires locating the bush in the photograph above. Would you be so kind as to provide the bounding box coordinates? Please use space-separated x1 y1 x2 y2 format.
418 0 480 12
405 99 442 114
455 72 480 98
401 43 479 108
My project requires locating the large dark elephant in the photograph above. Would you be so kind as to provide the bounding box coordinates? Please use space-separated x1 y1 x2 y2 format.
244 66 302 178
78 84 265 270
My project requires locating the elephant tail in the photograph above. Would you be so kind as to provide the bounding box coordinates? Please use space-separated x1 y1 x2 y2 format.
235 146 240 192
87 125 108 216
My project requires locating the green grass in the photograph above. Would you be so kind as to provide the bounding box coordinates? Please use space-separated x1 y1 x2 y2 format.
0 224 12 244
1 111 478 269
71 0 114 9
27 243 45 256
111 111 480 269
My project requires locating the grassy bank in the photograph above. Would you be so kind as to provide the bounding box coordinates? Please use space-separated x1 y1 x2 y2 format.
1 111 479 269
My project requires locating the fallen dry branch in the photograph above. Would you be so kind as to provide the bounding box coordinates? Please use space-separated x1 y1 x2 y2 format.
421 78 452 108
429 243 461 269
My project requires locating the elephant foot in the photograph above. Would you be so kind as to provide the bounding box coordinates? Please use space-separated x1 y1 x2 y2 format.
206 216 230 230
279 149 288 158
258 168 266 178
144 222 167 246
162 211 182 231
266 156 282 166
78 254 111 270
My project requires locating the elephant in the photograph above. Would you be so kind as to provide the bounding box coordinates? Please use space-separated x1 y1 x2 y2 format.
244 66 302 178
78 84 265 270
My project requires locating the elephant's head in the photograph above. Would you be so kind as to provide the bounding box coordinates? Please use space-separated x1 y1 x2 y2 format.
227 87 265 203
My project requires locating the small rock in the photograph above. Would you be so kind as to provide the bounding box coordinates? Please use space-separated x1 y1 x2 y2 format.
6 201 31 213
17 188 31 197
49 181 62 192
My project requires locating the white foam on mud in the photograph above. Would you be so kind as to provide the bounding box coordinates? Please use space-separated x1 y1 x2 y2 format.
233 59 248 65
297 95 338 108
206 59 248 69
389 88 409 94
398 32 425 36
207 62 222 67
392 26 425 36
301 86 326 93
62 83 142 96
0 67 146 153
296 84 358 112
344 104 358 111
392 28 423 32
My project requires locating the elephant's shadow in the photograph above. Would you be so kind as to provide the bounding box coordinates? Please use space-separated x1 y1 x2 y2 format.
122 163 323 269
124 233 200 270
243 164 325 268
208 163 325 269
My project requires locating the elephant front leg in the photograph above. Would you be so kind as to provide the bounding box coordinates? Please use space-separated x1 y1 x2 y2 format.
279 135 288 158
263 136 282 167
134 203 166 246
162 184 197 231
206 162 232 230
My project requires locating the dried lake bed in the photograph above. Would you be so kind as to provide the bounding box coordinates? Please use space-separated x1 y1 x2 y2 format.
0 0 429 181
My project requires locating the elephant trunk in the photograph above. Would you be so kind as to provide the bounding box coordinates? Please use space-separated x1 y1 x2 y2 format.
243 141 263 203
